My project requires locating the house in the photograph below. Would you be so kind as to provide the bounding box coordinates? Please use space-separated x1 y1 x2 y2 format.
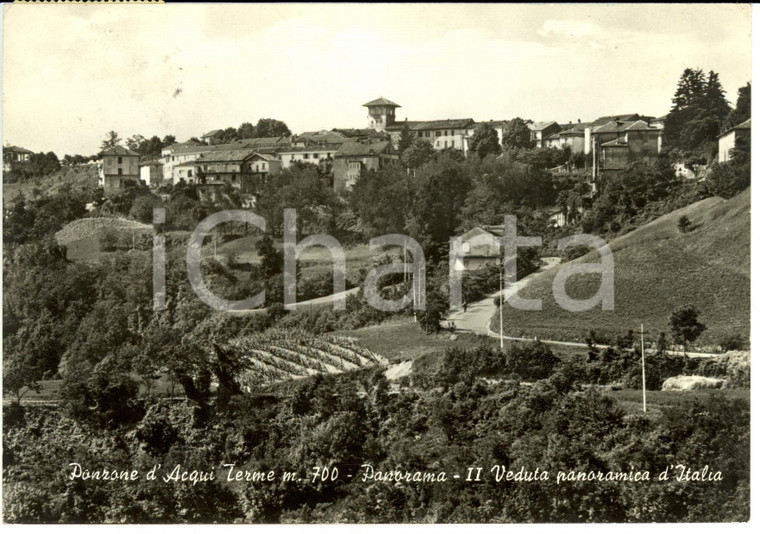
279 145 340 170
98 146 141 196
2 144 33 172
332 140 398 191
178 149 281 195
548 208 568 228
590 119 661 184
718 118 751 163
386 118 474 152
201 129 225 145
545 122 589 154
162 144 209 183
527 121 562 148
140 160 164 188
452 226 504 272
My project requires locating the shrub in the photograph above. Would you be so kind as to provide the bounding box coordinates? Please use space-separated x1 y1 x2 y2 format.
504 341 559 380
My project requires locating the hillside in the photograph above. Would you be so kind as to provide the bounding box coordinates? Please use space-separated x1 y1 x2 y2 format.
2 165 99 206
492 188 750 347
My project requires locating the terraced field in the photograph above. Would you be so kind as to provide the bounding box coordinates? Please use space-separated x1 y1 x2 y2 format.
226 331 388 388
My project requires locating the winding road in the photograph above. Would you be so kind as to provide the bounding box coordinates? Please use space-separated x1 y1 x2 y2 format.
445 257 717 358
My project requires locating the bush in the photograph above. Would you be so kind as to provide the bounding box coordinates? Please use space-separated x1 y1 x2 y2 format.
504 341 559 380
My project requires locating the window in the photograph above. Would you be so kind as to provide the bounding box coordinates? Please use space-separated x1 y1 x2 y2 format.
117 168 123 175
304 154 309 159
444 140 448 148
118 157 122 164
232 175 237 182
188 170 193 178
314 154 318 159
418 132 423 137
435 131 441 137
425 131 431 138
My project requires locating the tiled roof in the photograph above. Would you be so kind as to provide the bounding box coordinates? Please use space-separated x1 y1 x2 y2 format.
527 121 558 131
386 118 474 131
335 140 394 157
100 146 140 157
363 97 401 107
733 118 751 130
280 144 342 154
624 120 659 131
3 145 33 154
601 137 628 147
202 129 223 138
193 149 258 163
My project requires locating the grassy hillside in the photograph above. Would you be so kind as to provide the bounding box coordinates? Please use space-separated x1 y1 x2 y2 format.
2 164 98 206
493 189 750 347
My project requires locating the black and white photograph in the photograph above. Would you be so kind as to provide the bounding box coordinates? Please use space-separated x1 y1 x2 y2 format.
0 3 753 524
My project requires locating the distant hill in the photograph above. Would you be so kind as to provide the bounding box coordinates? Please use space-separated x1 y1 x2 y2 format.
2 164 99 206
493 188 750 347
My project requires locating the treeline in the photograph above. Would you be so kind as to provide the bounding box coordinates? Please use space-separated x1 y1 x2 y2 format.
3 340 749 522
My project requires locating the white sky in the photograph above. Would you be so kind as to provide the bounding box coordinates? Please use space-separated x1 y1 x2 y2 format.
0 3 752 156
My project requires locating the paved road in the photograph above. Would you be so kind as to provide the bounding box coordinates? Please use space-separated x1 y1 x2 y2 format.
445 257 719 358
444 257 561 335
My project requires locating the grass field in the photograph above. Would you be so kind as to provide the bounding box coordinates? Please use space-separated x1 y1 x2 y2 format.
493 189 750 347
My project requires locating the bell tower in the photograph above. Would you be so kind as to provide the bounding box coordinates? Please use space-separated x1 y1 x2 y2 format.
362 97 401 131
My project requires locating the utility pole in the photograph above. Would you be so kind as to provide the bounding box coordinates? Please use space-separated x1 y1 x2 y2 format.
641 323 647 413
499 271 504 350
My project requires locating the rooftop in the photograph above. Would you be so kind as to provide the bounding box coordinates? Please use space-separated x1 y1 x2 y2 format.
100 146 140 157
363 97 401 108
335 140 394 157
386 118 474 131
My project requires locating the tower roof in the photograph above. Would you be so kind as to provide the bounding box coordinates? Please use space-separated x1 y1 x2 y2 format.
363 97 401 108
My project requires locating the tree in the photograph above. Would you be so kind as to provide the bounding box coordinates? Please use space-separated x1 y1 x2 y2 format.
397 123 415 154
161 135 177 147
664 68 731 160
469 123 501 158
237 122 256 140
670 305 706 352
126 134 146 153
677 216 692 233
724 82 751 130
401 138 436 169
254 118 292 138
256 235 283 278
218 127 239 143
2 352 41 405
101 131 121 151
502 118 533 151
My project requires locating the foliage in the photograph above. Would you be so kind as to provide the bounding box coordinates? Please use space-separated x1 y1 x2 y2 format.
501 118 533 151
664 68 731 161
670 305 706 349
468 123 501 158
100 131 122 152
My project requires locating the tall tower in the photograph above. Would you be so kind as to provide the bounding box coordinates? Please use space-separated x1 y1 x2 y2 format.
363 97 401 131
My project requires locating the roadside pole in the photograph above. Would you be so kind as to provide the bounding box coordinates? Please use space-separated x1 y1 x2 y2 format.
499 272 504 350
641 323 647 413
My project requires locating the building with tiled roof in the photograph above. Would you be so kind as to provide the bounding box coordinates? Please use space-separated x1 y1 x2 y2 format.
174 148 281 194
526 121 562 148
592 118 661 182
2 144 34 172
333 140 398 191
98 146 141 196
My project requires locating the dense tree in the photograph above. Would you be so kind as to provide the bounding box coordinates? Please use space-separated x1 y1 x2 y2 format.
237 122 256 140
724 82 751 130
670 305 707 352
501 118 533 151
401 138 436 169
254 118 292 138
348 166 411 238
664 68 731 160
468 123 501 158
161 135 177 147
397 123 415 154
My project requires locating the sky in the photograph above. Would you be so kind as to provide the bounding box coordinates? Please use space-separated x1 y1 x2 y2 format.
0 3 752 156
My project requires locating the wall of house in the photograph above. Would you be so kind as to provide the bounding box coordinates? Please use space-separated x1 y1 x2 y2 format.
600 145 628 169
627 130 660 161
101 155 139 178
718 131 737 163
